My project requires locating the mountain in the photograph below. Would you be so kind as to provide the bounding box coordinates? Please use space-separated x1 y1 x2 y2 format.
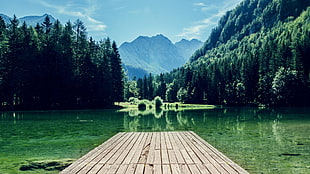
170 0 310 105
175 39 203 62
0 14 55 26
0 14 11 24
190 0 310 62
133 0 310 106
120 34 202 78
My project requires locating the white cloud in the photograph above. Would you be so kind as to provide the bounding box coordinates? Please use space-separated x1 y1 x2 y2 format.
38 0 107 32
193 2 215 11
177 25 207 39
178 0 242 40
88 24 107 31
193 2 207 7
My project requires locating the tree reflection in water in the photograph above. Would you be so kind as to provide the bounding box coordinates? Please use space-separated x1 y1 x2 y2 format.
123 108 196 132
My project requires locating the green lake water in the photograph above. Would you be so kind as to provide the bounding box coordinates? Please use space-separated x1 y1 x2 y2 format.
0 107 309 174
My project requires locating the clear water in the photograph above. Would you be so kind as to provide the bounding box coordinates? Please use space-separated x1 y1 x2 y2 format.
0 107 309 174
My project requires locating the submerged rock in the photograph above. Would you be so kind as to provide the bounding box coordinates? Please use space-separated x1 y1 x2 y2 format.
19 159 75 171
281 153 301 156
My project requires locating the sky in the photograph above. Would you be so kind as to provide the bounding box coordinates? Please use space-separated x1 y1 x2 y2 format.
0 0 243 45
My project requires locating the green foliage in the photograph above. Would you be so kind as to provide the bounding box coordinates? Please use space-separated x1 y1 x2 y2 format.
177 87 188 103
272 67 303 105
154 96 163 108
130 0 310 106
137 100 150 111
0 16 124 110
128 97 139 104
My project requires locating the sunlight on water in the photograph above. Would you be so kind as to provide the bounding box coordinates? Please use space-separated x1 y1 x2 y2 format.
0 108 309 173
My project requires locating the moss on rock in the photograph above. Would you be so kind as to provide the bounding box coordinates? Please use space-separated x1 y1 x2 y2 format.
19 159 75 171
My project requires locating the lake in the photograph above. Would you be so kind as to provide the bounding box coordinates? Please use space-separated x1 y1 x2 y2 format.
0 107 309 173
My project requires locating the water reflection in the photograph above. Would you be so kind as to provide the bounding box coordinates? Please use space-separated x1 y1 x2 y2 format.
0 107 309 173
122 107 310 173
123 107 199 131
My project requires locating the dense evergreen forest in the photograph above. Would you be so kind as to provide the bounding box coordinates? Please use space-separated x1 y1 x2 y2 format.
126 0 310 106
0 16 124 110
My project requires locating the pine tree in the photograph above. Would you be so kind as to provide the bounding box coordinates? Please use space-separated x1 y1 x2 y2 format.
111 41 124 102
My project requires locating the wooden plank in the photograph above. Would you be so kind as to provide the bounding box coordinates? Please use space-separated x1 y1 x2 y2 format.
167 150 178 164
89 163 104 173
155 132 161 150
131 132 148 164
97 164 112 174
160 132 166 150
154 150 161 165
164 132 173 150
196 163 211 174
179 164 191 174
138 132 152 164
96 132 133 164
116 164 128 174
170 164 181 174
162 164 172 174
113 132 141 165
144 164 154 174
146 147 155 165
161 132 170 164
123 132 145 164
182 132 228 173
66 132 127 174
135 164 145 174
187 131 248 174
146 132 156 165
180 133 210 165
177 132 202 164
204 163 220 174
168 132 185 164
161 149 169 165
154 164 162 174
106 164 119 174
172 132 194 165
61 131 249 174
125 163 137 174
188 164 202 174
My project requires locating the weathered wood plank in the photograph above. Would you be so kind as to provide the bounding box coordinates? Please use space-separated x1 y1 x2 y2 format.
61 131 248 174
114 132 141 165
155 132 161 150
123 132 145 164
63 132 126 174
138 132 152 164
97 132 133 164
170 164 181 174
168 132 186 164
162 164 172 174
177 132 202 164
135 164 145 174
182 131 229 173
187 131 248 174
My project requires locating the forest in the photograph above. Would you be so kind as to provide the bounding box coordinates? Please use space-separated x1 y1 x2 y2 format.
125 0 310 106
1 0 309 110
0 16 124 110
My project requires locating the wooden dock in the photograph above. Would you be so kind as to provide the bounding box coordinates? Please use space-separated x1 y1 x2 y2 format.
61 131 248 174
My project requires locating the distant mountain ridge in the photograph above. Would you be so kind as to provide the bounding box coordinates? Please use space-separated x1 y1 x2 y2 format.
0 14 55 26
120 34 202 78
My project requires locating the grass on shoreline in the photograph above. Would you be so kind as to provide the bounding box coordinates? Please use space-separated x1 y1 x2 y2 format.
116 102 216 112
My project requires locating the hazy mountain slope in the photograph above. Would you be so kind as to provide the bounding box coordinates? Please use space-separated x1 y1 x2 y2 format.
175 39 203 62
0 14 11 24
119 34 202 78
0 14 55 26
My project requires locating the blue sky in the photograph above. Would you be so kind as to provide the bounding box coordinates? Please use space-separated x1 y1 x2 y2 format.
0 0 243 44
